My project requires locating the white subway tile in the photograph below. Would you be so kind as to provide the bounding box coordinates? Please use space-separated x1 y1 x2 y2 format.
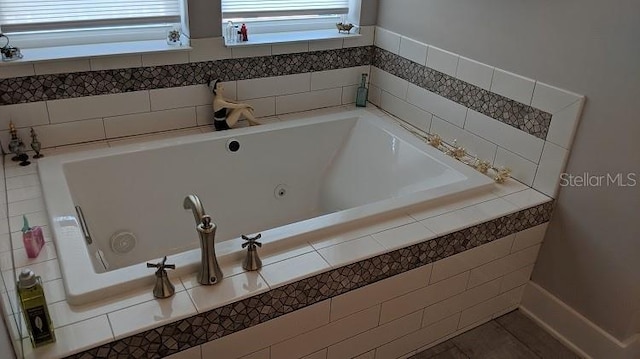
202 301 330 359
426 46 459 77
419 207 483 236
260 251 330 288
500 265 534 293
353 351 374 359
42 279 66 304
533 141 569 197
311 66 370 91
104 107 196 138
456 57 494 91
370 67 408 99
272 42 309 55
502 188 550 208
371 222 435 251
330 264 432 321
270 305 380 359
141 51 189 66
46 141 109 155
399 37 427 65
318 235 386 267
368 84 382 106
464 109 544 163
166 346 202 359
531 82 583 114
245 97 277 118
109 291 197 339
12 242 57 268
240 348 269 359
546 99 584 149
490 69 536 105
0 63 35 79
374 314 460 359
327 311 422 359
493 148 537 186
379 272 468 324
458 286 524 328
150 84 216 111
238 73 310 100
21 316 113 359
342 85 358 104
310 39 343 51
406 84 467 127
6 174 39 190
0 102 49 128
344 26 375 48
276 88 342 114
407 191 497 222
468 245 541 288
29 119 106 147
310 214 415 250
189 37 232 62
90 55 142 71
471 198 518 224
429 116 497 161
47 92 150 123
421 279 501 327
34 59 90 75
373 27 401 54
511 223 548 253
232 45 271 59
188 272 268 313
430 235 514 283
380 92 433 132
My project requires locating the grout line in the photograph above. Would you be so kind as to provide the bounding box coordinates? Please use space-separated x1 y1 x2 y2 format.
493 313 545 359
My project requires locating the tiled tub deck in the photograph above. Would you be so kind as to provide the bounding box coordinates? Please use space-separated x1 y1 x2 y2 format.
1 108 553 359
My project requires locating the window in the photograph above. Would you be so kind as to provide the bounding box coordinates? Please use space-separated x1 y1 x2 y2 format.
0 0 187 49
221 0 352 35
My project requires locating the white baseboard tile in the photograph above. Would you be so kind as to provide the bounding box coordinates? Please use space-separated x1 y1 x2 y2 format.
520 282 640 359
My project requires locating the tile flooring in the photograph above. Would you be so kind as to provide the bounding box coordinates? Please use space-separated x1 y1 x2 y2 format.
410 310 582 359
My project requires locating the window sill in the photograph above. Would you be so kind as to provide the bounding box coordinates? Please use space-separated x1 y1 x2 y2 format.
224 28 361 47
0 39 191 65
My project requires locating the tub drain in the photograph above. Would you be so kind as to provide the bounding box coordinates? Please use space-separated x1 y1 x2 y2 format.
274 184 288 199
110 231 137 254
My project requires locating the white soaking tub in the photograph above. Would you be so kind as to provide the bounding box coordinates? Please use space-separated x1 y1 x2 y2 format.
39 109 493 304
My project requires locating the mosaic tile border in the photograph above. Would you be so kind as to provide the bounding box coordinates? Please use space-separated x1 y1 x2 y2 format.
0 46 373 106
372 47 552 140
65 200 554 359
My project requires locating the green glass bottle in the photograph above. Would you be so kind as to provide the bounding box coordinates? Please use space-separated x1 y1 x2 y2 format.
18 269 55 347
355 73 369 107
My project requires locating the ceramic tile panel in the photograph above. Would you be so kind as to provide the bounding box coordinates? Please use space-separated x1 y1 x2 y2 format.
372 48 553 139
65 201 553 359
426 46 459 78
0 47 372 106
490 69 536 106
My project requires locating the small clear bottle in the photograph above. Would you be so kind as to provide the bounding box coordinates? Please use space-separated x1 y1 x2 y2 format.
355 73 369 107
226 21 235 44
18 269 55 347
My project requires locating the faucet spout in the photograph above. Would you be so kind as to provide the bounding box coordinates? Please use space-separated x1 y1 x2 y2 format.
183 195 223 285
183 194 205 225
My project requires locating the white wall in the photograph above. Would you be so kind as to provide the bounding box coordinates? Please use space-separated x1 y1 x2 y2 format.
377 0 640 342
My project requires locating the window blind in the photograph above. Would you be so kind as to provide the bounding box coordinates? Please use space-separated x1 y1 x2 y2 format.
0 0 181 33
221 0 349 19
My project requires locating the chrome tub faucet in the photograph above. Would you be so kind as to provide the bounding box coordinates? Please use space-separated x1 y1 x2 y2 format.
183 195 223 285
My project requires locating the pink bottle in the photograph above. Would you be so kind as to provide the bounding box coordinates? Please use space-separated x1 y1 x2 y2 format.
22 215 45 259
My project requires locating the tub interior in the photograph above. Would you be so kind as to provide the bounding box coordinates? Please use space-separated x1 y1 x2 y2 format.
61 115 474 273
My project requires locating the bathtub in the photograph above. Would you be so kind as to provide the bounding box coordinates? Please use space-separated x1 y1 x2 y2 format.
39 109 493 305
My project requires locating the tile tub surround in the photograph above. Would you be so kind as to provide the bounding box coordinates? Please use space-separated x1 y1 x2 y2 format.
0 115 554 358
370 27 585 198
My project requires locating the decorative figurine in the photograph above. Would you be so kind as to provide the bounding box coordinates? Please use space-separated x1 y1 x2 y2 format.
336 23 355 34
8 121 30 166
240 24 248 42
209 79 259 131
30 128 43 158
8 121 21 161
0 34 23 62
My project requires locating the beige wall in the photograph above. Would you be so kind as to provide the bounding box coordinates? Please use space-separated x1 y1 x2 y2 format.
377 0 640 341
